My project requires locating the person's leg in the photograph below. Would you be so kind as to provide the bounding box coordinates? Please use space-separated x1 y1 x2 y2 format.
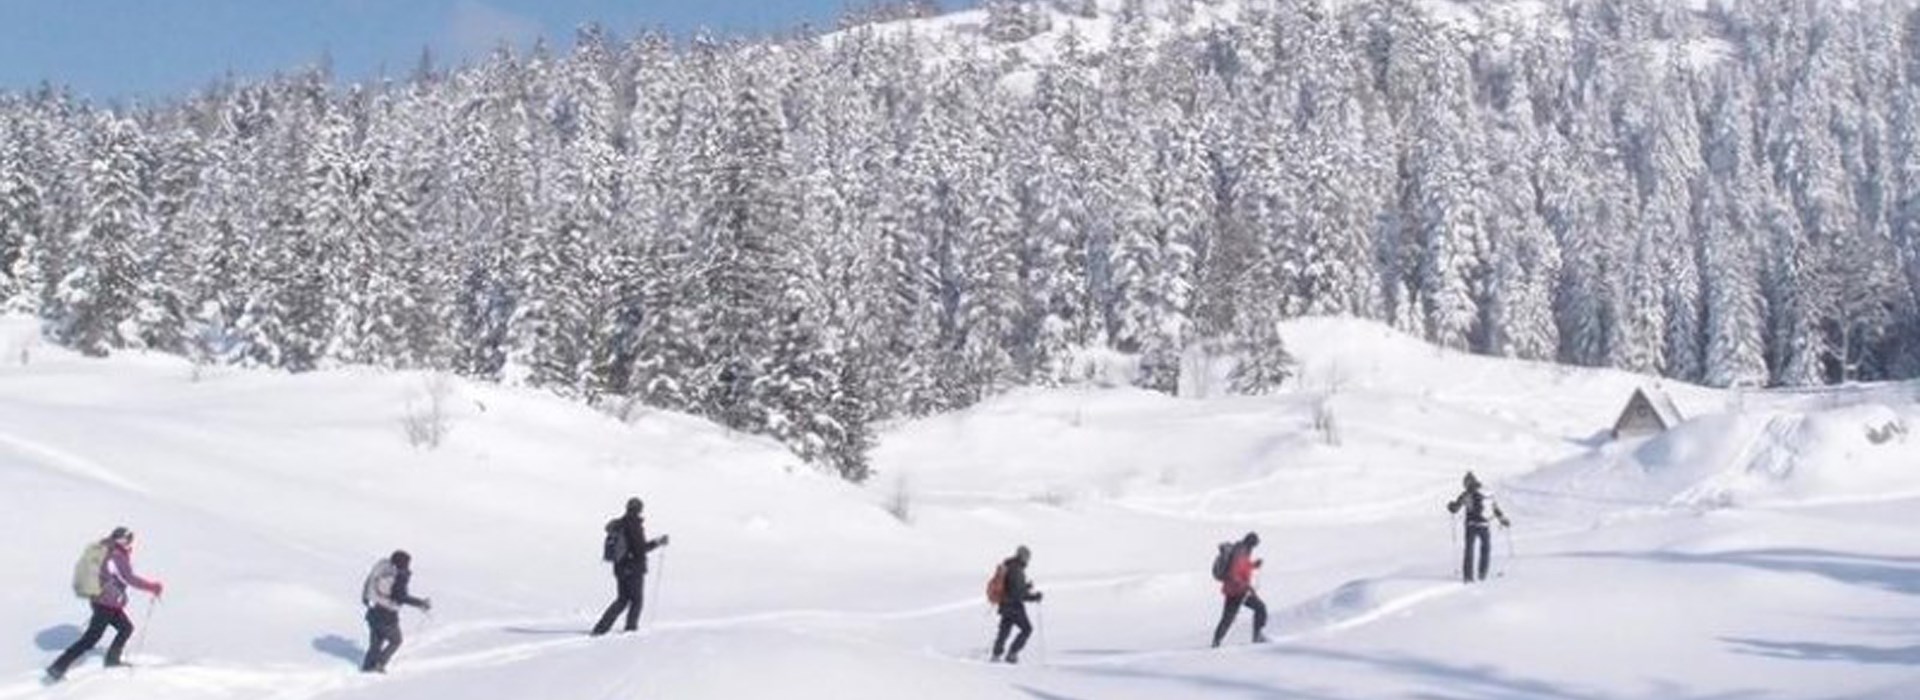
101 607 135 666
623 572 646 632
991 613 1015 660
375 613 404 671
48 604 113 677
1212 594 1243 647
361 609 385 672
1474 527 1493 581
592 567 633 636
1006 608 1033 663
1247 593 1269 642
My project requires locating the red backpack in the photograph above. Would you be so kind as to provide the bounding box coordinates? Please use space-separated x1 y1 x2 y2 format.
986 563 1008 605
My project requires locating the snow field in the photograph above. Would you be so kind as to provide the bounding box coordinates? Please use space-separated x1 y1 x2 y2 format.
3 316 1918 699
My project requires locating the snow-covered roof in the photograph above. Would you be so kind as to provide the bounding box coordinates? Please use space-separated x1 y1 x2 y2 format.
1615 386 1684 436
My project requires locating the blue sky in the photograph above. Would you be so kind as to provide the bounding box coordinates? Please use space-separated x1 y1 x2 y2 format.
0 0 975 102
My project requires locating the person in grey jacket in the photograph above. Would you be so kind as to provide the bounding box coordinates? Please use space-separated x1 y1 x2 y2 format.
361 550 431 673
1447 472 1511 583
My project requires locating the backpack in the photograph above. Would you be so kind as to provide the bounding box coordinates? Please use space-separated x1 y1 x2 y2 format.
72 541 109 599
602 519 630 563
1210 542 1235 582
362 559 396 607
986 563 1008 606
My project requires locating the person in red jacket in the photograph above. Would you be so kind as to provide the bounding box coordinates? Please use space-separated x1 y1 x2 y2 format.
1211 532 1268 648
46 527 164 682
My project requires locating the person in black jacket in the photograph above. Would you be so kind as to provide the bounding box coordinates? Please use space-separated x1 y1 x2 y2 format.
1447 472 1510 583
592 497 669 636
361 550 431 673
990 545 1043 664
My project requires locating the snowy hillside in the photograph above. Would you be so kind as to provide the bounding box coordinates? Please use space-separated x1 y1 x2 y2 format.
835 0 1723 76
3 313 1919 699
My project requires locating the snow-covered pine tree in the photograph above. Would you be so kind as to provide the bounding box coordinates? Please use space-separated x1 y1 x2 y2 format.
134 123 207 356
1698 70 1769 388
53 114 150 357
701 71 793 433
0 111 47 315
1405 41 1490 352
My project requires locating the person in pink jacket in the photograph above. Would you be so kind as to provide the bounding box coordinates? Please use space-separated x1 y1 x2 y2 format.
1211 532 1268 648
46 527 164 682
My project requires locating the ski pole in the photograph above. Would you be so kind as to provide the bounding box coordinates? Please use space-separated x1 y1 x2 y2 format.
647 549 667 628
1034 600 1047 666
134 595 159 658
1503 526 1516 575
130 595 159 674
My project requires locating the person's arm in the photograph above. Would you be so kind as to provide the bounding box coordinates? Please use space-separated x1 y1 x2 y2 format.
1492 498 1511 527
625 520 664 556
1446 492 1464 514
392 571 432 610
111 549 163 596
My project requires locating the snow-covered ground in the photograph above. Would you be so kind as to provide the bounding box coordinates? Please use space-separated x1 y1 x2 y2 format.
2 314 1917 699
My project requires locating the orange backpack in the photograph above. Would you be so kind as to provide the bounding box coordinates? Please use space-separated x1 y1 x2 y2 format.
986 563 1008 605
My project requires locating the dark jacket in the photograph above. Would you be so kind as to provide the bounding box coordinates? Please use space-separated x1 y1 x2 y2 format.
607 515 663 574
1448 487 1509 527
998 558 1041 613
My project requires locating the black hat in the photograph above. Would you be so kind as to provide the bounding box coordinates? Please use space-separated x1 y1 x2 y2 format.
1464 471 1481 489
626 497 644 515
390 550 412 568
108 527 133 542
1243 531 1261 547
1015 545 1031 563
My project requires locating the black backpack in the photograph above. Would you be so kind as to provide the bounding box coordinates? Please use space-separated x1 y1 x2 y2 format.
1210 542 1235 581
602 519 630 563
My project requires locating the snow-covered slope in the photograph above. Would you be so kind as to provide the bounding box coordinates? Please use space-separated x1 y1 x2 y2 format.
3 314 1918 699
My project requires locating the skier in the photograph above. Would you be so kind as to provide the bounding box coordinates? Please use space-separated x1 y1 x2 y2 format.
592 497 669 636
1446 471 1511 583
46 527 164 682
361 550 431 673
988 545 1043 664
1211 531 1268 648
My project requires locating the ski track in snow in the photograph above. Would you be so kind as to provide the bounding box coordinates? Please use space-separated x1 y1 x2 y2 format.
0 430 147 494
1040 576 1469 668
0 570 1466 700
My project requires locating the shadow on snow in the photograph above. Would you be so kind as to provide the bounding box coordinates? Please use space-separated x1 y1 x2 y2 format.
1556 548 1920 596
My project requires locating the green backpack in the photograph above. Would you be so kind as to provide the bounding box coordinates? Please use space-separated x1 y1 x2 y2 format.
72 541 109 599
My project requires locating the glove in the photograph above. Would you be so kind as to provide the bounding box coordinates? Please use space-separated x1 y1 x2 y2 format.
1499 517 1512 529
152 582 165 598
658 535 670 547
1253 559 1264 569
1031 592 1043 602
1446 502 1461 514
420 598 434 612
